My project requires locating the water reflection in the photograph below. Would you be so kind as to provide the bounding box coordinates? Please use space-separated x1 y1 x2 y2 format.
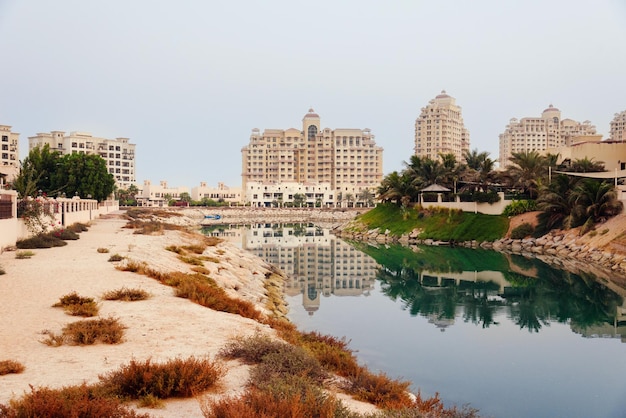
202 224 626 340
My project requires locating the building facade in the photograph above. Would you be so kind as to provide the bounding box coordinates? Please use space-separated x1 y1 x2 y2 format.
136 180 188 207
28 131 136 189
610 110 626 142
191 182 242 204
0 125 19 182
241 109 383 206
414 91 470 162
498 105 597 165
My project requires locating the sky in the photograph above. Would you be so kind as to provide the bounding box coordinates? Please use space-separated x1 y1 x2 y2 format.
1 0 625 190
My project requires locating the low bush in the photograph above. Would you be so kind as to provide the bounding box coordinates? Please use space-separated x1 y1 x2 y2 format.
102 287 149 301
15 250 35 259
0 384 150 418
510 222 534 239
183 244 207 254
52 292 99 317
201 377 349 418
0 360 25 375
178 255 204 266
99 356 224 399
191 266 211 275
43 317 125 346
54 229 80 240
97 247 110 253
0 265 5 275
16 233 67 249
165 245 183 254
66 223 89 233
502 200 537 216
108 253 124 262
344 367 414 409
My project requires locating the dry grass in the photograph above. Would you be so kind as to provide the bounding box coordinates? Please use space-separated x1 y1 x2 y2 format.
99 356 224 399
102 287 150 301
52 292 99 317
97 247 110 253
0 384 151 418
182 244 207 254
108 253 124 262
0 360 25 375
42 317 125 346
178 254 205 266
191 266 211 275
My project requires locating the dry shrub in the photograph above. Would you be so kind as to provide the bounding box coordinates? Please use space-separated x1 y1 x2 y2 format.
99 356 224 399
201 376 348 418
250 346 327 386
108 253 124 262
137 394 164 409
16 234 67 249
165 245 183 254
126 208 183 219
182 244 207 254
220 334 298 364
0 383 150 418
116 259 148 273
44 317 125 346
178 255 205 266
55 229 80 240
0 266 5 275
345 367 414 410
52 292 99 317
0 360 25 375
300 332 360 377
173 274 261 320
102 287 149 301
202 256 220 264
97 247 110 253
191 266 211 275
203 236 221 247
368 392 480 418
66 223 89 233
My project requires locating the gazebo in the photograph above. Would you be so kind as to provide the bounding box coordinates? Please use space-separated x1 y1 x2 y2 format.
419 184 451 204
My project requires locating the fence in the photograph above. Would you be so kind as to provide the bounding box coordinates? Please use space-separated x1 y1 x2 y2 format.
0 192 119 251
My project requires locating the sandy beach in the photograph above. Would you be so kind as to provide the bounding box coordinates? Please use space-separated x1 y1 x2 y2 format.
0 211 377 417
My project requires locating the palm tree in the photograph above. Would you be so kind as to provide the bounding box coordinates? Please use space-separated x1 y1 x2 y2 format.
460 149 496 192
506 150 547 199
378 171 416 206
568 157 605 173
536 174 580 231
571 179 623 224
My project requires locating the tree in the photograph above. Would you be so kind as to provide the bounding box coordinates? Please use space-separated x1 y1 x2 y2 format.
568 157 605 173
571 179 623 224
54 153 115 201
12 144 62 198
378 171 416 206
505 150 547 199
179 192 192 202
293 193 305 207
461 149 496 193
536 174 580 231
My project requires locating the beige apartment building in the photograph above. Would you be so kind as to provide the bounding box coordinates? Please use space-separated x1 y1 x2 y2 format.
498 105 597 166
414 91 470 162
29 131 136 189
610 110 626 142
0 125 19 182
241 109 383 206
190 182 242 204
136 180 188 207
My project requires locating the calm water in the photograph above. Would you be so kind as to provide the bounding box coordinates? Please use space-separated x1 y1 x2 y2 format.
203 224 626 418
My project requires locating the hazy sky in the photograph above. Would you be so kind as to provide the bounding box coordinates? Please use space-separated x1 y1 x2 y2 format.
1 1 625 189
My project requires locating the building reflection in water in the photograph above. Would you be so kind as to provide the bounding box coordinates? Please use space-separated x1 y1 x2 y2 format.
238 223 378 315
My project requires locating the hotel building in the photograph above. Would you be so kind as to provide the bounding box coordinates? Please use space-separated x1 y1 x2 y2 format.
498 105 597 165
28 131 136 189
0 125 19 182
610 110 626 142
241 109 383 207
414 91 470 162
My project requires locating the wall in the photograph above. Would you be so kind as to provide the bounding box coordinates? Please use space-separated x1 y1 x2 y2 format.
0 191 17 250
420 192 510 215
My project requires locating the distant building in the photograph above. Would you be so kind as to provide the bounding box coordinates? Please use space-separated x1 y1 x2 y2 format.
0 125 19 183
191 182 242 204
498 105 597 166
414 91 470 162
241 109 383 206
29 131 136 189
610 110 626 142
136 180 188 207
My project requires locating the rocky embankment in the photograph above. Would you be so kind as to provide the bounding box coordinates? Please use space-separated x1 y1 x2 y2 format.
333 214 626 287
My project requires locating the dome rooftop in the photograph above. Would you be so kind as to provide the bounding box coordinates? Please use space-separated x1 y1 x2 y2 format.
435 90 451 99
543 104 560 113
304 108 319 118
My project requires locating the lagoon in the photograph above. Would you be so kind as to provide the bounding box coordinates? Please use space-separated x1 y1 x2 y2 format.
203 223 626 418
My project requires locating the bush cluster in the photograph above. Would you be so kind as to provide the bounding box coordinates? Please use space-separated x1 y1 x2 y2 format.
510 222 534 239
502 200 537 216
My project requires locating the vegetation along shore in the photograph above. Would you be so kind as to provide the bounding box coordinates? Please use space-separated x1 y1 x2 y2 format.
0 208 479 418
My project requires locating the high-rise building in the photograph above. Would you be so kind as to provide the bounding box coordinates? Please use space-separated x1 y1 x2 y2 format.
241 109 383 206
29 131 136 189
414 91 470 162
0 125 19 182
610 110 626 142
498 105 597 165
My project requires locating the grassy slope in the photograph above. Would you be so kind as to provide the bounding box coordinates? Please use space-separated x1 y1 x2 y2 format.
355 204 509 242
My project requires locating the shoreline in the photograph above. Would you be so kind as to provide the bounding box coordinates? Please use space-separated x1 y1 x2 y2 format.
0 211 378 416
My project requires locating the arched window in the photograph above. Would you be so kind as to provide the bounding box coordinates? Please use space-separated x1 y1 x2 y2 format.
307 125 318 141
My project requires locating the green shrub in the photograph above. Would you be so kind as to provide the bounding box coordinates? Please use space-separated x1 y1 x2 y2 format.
54 229 80 240
15 250 35 259
16 234 66 249
510 222 534 239
503 200 537 216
